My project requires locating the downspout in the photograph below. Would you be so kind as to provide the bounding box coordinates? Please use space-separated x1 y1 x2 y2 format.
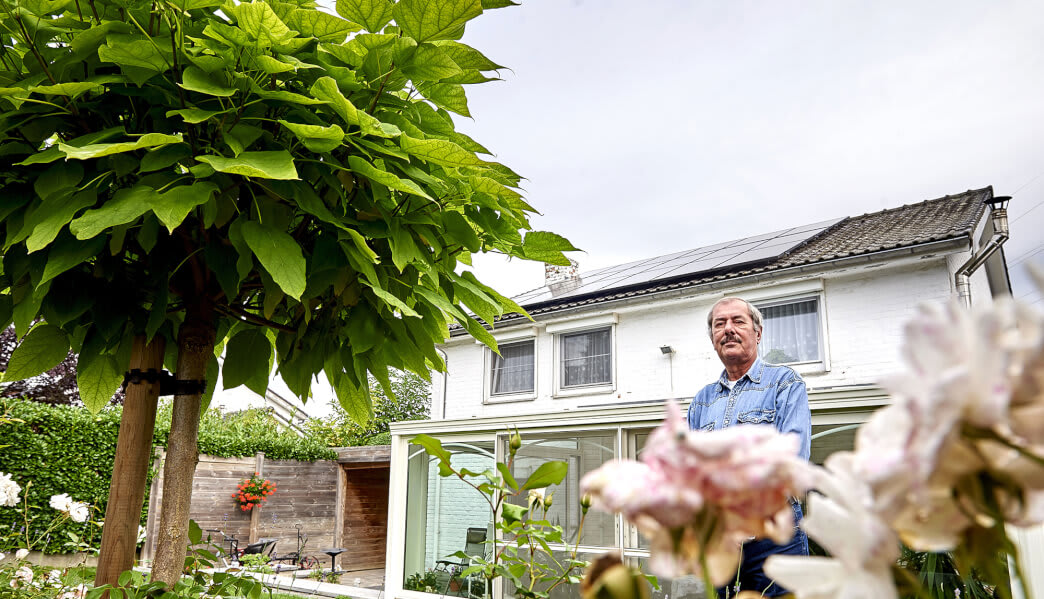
435 347 449 419
955 197 1010 308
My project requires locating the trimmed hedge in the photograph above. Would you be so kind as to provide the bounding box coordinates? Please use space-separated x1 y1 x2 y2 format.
0 399 335 554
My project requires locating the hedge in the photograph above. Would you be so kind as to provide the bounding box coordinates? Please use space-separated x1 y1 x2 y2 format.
0 399 336 554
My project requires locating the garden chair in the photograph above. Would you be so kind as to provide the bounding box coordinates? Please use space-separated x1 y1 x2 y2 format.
434 528 488 597
240 537 277 558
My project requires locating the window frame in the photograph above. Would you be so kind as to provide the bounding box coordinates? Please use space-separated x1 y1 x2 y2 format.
754 292 830 374
552 324 617 397
486 338 537 401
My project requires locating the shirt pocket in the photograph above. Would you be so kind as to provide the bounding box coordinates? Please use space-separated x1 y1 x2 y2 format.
736 408 775 425
692 394 726 408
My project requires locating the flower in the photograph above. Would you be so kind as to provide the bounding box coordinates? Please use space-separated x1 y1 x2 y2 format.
581 403 815 585
50 494 72 512
68 501 89 523
0 553 5 561
60 584 88 599
233 474 276 510
0 473 22 507
14 565 33 586
764 452 899 599
15 548 28 560
46 569 62 587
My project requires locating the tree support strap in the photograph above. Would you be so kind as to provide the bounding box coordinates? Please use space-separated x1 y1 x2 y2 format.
123 369 206 397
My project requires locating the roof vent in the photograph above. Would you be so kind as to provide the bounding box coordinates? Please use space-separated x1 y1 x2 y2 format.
545 260 581 297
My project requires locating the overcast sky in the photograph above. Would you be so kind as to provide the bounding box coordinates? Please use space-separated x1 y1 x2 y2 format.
453 0 1044 305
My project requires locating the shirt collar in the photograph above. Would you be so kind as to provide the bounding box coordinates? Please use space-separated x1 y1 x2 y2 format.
717 356 764 389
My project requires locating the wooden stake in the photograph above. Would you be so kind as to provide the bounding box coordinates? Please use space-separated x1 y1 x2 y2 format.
95 336 166 588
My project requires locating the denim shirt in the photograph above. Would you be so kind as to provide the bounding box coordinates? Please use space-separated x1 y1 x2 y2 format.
686 357 811 460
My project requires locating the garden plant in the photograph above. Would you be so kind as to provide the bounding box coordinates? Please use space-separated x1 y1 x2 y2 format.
0 0 574 588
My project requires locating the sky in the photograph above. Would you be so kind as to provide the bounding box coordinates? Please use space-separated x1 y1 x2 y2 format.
221 1 1044 418
452 0 1044 305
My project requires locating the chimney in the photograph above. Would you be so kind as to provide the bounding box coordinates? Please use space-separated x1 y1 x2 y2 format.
545 260 581 296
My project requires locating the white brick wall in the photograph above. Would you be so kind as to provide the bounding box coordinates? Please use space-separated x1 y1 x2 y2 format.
423 452 492 571
435 255 989 420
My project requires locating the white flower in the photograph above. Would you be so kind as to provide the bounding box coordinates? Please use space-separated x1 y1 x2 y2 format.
765 453 899 599
50 493 73 512
0 472 22 507
60 583 88 599
68 501 89 523
0 553 5 561
14 565 33 585
15 548 28 560
47 569 62 587
137 524 147 546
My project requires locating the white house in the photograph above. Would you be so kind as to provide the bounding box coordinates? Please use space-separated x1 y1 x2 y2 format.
385 187 1040 599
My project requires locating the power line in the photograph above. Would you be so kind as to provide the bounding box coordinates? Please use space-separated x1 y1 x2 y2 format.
1011 196 1044 225
1010 244 1044 268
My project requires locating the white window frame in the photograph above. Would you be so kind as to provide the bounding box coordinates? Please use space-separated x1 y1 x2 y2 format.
549 315 617 398
754 292 830 374
482 327 538 404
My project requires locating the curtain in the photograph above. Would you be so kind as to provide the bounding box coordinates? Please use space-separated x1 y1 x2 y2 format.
491 341 535 395
561 328 612 387
760 299 820 363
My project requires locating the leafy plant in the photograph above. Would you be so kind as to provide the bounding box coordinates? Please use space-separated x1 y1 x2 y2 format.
304 369 429 447
0 0 575 583
414 431 590 599
404 569 440 593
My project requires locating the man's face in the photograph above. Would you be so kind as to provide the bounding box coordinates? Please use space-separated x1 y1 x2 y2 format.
710 300 761 368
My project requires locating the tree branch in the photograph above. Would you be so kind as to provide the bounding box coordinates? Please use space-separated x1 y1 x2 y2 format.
216 304 296 334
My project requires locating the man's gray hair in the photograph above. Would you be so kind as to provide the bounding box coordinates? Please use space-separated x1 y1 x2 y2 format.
706 297 764 338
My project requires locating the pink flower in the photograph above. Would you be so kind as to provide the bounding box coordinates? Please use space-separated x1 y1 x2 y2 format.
581 403 814 584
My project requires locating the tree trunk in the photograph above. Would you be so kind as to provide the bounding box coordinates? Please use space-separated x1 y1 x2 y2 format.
94 336 166 589
149 304 216 587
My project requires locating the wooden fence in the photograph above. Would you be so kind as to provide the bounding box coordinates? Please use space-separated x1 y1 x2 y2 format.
141 447 390 572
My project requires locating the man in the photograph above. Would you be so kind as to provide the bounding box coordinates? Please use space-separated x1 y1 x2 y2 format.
687 297 811 599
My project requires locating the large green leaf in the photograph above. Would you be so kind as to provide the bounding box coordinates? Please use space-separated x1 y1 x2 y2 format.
165 108 229 124
279 120 346 153
332 371 372 426
402 44 462 81
521 231 579 265
196 151 299 180
38 235 106 288
229 2 296 46
76 349 122 413
347 156 433 200
287 8 361 42
58 133 183 160
149 183 220 232
69 186 154 239
25 190 97 252
363 282 420 317
335 0 393 32
392 0 482 42
3 323 69 382
416 81 470 116
240 221 307 299
309 77 385 136
97 37 173 84
399 134 486 167
222 328 272 394
180 66 237 97
412 434 454 476
520 460 568 490
432 40 504 70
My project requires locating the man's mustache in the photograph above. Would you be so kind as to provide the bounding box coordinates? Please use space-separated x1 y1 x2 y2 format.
720 335 742 345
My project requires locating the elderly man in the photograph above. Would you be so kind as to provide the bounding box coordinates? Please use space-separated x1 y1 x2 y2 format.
687 297 811 599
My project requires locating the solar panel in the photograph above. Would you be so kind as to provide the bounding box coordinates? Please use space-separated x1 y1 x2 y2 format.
510 217 844 306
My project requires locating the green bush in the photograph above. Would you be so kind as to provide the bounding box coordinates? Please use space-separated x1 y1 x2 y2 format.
304 371 429 447
0 398 335 554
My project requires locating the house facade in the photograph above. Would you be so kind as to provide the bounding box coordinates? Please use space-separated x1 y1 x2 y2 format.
384 187 1041 599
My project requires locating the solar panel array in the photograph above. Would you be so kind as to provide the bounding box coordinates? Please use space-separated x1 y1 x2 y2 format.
512 217 844 306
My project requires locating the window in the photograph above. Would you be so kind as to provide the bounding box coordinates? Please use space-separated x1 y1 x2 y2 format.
490 340 535 396
559 327 612 388
758 297 822 365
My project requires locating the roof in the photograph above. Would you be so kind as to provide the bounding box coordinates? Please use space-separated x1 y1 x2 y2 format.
467 186 992 330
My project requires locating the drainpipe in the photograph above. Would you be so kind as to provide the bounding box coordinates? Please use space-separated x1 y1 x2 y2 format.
435 347 449 419
955 196 1010 308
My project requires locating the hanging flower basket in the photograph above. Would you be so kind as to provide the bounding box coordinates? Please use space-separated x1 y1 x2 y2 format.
233 473 276 512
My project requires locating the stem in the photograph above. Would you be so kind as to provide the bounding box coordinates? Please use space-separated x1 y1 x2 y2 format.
698 545 716 599
86 0 100 21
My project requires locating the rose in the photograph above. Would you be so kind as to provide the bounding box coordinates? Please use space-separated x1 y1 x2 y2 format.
0 472 22 507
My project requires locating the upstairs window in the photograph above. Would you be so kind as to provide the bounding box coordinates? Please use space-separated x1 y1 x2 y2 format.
560 327 612 388
758 297 822 364
490 340 535 396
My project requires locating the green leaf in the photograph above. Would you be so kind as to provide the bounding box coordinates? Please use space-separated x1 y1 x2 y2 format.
363 282 420 317
278 120 346 153
480 0 517 7
392 0 482 42
77 349 122 413
196 151 299 180
69 186 154 239
335 0 393 32
522 231 579 265
140 144 191 172
229 2 296 46
149 183 220 232
180 66 237 97
402 44 462 81
97 37 173 84
417 82 470 116
432 40 504 70
412 434 455 476
309 76 385 136
497 462 518 490
287 8 361 42
38 235 106 288
58 133 183 160
501 502 528 525
332 371 372 426
4 324 69 382
399 134 487 167
252 55 295 74
165 108 228 124
30 81 104 98
521 461 567 490
25 190 97 253
240 220 307 299
222 328 272 394
347 156 433 200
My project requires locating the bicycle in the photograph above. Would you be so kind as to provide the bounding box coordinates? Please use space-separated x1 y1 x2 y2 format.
272 524 320 572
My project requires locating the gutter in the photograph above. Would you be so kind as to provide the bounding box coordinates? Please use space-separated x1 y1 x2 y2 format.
955 199 1010 308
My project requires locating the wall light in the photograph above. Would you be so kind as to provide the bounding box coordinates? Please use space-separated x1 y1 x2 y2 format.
659 345 675 355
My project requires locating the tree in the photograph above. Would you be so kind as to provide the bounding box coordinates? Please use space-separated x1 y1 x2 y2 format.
0 0 574 587
305 369 429 446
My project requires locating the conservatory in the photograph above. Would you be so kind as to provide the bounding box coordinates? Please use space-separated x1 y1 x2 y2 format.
384 394 880 599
